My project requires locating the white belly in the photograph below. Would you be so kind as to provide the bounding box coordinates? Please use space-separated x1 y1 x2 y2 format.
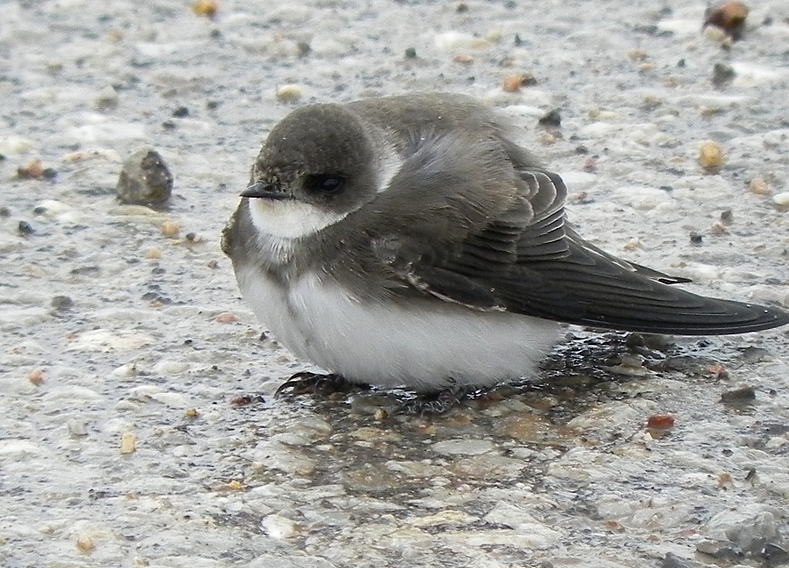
237 269 560 391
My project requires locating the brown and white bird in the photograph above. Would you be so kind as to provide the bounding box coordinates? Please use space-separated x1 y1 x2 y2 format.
222 93 789 392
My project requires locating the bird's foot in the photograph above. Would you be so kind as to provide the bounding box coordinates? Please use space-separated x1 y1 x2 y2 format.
398 385 474 416
274 372 351 398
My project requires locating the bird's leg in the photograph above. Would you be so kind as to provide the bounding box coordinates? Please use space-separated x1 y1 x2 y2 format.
274 371 350 398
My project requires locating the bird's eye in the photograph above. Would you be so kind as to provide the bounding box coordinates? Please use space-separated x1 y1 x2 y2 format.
306 174 345 196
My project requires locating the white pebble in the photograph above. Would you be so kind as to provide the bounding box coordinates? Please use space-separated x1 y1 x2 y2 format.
149 392 191 408
67 419 88 437
434 31 491 50
153 360 191 375
261 514 297 539
111 362 138 378
772 192 789 206
0 135 33 154
128 385 165 401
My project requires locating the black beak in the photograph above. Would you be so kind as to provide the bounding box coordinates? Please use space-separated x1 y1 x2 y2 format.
240 182 289 200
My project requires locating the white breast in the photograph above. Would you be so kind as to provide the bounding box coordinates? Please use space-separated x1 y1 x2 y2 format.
237 269 560 391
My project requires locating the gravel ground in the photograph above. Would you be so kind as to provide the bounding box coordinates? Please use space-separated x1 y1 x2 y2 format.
2 1 789 567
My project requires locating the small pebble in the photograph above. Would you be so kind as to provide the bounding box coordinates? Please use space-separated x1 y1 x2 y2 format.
172 106 189 117
435 31 491 50
404 47 417 59
772 192 789 206
120 432 136 454
275 84 302 102
192 0 217 18
538 109 561 128
456 2 469 13
647 414 675 429
720 208 733 224
502 73 537 92
0 206 10 217
698 140 724 171
661 552 691 568
627 48 647 61
689 231 703 244
708 363 729 379
748 178 770 195
16 158 44 179
17 220 34 235
215 312 239 323
712 63 736 87
160 221 179 238
67 419 88 437
27 369 44 386
143 248 162 259
116 148 173 205
720 385 756 403
763 544 789 565
262 514 298 539
94 85 119 110
75 535 95 553
453 54 474 64
51 295 74 310
704 1 749 40
709 221 727 235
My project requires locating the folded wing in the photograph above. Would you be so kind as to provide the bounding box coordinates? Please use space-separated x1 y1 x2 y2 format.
400 159 789 335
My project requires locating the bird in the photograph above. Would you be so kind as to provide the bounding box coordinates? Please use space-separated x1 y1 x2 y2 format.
222 92 789 394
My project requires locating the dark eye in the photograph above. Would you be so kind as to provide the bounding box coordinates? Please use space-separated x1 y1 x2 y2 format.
306 174 345 195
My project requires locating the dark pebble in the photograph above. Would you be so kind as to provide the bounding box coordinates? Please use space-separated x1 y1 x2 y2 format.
70 266 99 276
689 231 703 244
42 168 57 179
17 220 34 235
712 62 736 87
538 109 562 128
720 208 733 224
404 47 417 59
456 2 469 12
206 100 220 110
661 552 690 568
0 206 10 217
162 120 176 129
763 543 789 566
720 385 756 403
51 295 74 310
696 540 743 562
172 106 189 117
297 41 311 56
116 148 173 205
